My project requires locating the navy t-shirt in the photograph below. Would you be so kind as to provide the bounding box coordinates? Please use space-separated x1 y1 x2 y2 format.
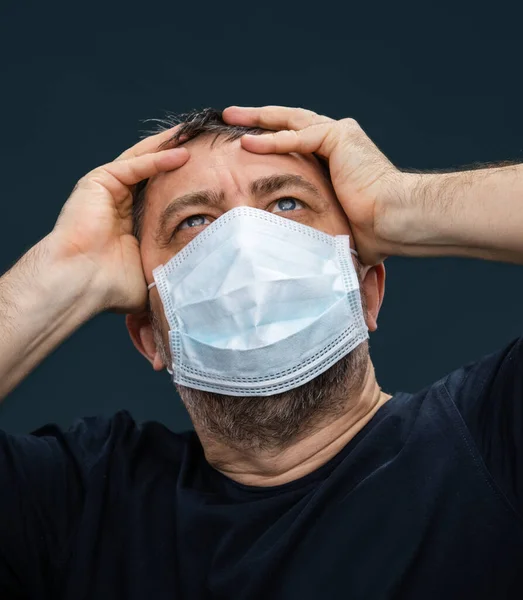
1 338 523 599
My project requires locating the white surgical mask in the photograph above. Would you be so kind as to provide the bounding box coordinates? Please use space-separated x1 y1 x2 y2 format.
148 206 368 396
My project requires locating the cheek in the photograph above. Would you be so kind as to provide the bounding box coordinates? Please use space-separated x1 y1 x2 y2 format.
150 294 170 334
309 204 352 237
324 203 352 236
140 244 170 286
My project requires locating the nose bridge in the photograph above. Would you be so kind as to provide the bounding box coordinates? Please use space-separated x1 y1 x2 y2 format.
215 166 255 210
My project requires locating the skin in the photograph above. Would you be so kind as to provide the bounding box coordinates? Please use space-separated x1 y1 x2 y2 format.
126 136 389 486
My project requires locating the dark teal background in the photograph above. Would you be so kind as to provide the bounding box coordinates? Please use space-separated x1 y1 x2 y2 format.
1 2 522 433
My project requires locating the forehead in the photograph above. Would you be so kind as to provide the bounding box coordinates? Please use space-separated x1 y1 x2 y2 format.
141 136 332 231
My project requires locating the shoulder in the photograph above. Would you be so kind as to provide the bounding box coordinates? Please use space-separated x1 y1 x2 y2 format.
372 337 523 444
28 409 193 476
443 336 523 403
421 337 523 514
0 412 195 596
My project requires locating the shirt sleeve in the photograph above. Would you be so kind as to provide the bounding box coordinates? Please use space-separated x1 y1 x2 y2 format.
0 411 132 599
446 337 523 516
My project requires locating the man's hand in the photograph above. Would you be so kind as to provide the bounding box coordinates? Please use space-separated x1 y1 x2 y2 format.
224 104 523 266
0 127 190 400
222 105 410 265
52 127 189 312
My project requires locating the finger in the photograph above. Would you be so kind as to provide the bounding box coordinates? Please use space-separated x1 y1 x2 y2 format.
85 147 189 204
240 123 336 159
115 124 183 161
223 105 333 132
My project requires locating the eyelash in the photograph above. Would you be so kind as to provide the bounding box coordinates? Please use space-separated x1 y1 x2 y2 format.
173 197 306 236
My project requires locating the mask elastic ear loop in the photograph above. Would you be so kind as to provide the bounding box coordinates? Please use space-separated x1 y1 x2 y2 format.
350 249 358 257
146 280 169 371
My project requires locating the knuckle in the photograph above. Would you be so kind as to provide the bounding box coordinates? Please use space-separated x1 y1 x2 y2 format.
77 171 96 187
89 164 110 179
89 164 120 185
73 174 99 195
290 108 319 130
261 106 280 122
322 127 339 151
341 117 360 130
279 129 300 144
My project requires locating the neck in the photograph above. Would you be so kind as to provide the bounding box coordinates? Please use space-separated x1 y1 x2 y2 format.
197 360 391 487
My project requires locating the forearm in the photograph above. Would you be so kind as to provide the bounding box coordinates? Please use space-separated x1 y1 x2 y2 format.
387 165 523 263
0 234 102 401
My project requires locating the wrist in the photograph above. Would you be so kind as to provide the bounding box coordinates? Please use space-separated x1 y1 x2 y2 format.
376 172 426 255
41 232 107 316
378 172 460 256
0 233 105 399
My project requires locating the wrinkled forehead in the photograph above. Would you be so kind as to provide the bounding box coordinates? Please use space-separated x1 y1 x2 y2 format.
144 136 333 215
179 132 326 168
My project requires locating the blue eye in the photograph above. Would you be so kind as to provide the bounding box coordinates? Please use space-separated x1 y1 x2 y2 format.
178 214 210 230
273 197 304 213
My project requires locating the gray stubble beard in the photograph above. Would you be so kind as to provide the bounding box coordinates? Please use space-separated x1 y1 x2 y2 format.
150 309 371 454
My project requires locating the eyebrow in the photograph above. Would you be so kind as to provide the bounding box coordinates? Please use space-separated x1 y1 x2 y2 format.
155 173 324 245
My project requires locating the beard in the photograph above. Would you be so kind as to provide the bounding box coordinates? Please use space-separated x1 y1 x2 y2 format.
150 285 370 453
151 322 370 454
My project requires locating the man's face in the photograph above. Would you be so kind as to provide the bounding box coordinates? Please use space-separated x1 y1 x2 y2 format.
133 134 377 452
140 135 355 338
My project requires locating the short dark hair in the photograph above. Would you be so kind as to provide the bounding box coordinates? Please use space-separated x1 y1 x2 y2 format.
132 107 330 241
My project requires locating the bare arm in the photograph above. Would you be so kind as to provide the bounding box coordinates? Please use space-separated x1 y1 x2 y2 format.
386 166 523 264
0 235 101 400
0 127 189 403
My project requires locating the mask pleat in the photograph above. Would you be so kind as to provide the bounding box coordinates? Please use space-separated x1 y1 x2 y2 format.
152 207 367 396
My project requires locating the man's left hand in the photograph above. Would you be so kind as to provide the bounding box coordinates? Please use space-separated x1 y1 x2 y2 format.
222 105 412 265
224 104 523 266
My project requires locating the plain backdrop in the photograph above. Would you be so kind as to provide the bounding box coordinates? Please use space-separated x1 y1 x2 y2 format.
1 1 522 433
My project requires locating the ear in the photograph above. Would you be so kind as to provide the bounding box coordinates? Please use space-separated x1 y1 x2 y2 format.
359 263 386 332
125 311 166 371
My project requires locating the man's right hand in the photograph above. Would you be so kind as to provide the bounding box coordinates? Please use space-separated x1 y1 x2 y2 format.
0 126 189 401
51 127 189 313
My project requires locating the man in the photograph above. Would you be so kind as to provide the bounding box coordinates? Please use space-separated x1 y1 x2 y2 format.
0 105 522 599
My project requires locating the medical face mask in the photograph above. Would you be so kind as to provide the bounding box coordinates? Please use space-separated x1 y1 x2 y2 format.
148 206 368 396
